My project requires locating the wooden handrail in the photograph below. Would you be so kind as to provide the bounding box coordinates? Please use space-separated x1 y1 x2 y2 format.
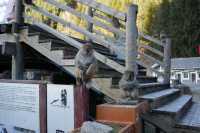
138 51 164 67
24 0 171 77
24 16 126 73
138 43 164 57
26 4 116 49
139 32 162 46
46 0 125 37
76 0 126 21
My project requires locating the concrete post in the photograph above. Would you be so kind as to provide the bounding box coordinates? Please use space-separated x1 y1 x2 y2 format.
125 4 138 77
12 0 24 80
86 7 93 42
161 33 171 84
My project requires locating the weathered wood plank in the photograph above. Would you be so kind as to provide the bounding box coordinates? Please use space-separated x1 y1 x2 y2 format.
46 0 125 37
86 6 93 41
125 4 138 75
138 51 164 67
94 11 126 30
27 5 116 49
76 0 126 21
93 12 113 24
139 32 162 46
138 43 164 57
94 52 125 73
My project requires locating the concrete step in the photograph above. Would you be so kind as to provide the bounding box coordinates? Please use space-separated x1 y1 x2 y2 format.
137 76 157 83
139 88 180 108
111 76 157 87
137 83 170 95
176 103 200 132
153 95 192 119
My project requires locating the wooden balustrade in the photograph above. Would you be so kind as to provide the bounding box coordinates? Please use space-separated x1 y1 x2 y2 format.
23 0 171 79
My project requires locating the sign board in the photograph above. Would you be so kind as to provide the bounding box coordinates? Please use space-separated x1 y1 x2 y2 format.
47 84 74 133
0 81 75 133
0 81 47 133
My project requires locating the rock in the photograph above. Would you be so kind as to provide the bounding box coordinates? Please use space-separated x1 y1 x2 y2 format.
80 121 113 133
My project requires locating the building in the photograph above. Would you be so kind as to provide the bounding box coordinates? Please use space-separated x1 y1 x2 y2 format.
171 57 200 85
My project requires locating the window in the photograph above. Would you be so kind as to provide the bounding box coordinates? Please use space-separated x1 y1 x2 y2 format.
198 72 200 79
182 72 189 80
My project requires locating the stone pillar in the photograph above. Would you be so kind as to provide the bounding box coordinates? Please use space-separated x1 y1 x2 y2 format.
12 0 24 80
125 4 138 77
161 33 171 84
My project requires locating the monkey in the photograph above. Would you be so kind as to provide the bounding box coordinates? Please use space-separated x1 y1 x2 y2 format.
119 71 139 100
75 42 97 87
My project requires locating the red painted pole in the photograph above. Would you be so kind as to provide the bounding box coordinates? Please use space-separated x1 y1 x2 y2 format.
74 85 89 128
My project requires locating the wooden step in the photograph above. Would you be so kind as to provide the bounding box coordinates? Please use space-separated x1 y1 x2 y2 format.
176 103 200 131
137 83 170 95
153 95 192 119
39 39 116 58
138 69 147 76
139 89 180 108
28 32 58 40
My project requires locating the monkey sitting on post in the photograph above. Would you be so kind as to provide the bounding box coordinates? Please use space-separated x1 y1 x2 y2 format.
119 71 139 100
75 42 97 87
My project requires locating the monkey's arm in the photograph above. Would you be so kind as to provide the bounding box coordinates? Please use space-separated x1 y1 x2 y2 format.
86 58 97 79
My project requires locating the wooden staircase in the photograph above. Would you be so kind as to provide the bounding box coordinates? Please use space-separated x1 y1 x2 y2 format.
18 24 200 133
0 0 200 132
20 24 158 100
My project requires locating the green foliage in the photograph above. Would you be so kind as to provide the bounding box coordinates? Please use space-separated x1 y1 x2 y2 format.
148 0 200 57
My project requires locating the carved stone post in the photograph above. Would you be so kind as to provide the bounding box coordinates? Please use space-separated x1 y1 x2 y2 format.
125 4 138 77
161 33 171 84
12 0 24 80
86 7 93 42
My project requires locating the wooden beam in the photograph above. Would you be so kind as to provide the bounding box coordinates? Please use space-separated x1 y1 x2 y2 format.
1 42 16 55
93 12 113 24
27 5 116 49
125 4 138 75
138 43 164 57
139 32 162 46
76 0 126 21
46 0 125 37
162 34 171 84
138 51 164 67
86 7 93 41
13 0 24 80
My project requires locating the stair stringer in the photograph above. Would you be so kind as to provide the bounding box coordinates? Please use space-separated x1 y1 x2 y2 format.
21 30 123 100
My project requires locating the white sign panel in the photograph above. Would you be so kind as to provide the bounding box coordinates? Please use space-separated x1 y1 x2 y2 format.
47 84 74 133
0 83 40 133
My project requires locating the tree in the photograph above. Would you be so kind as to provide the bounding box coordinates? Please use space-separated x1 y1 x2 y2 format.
150 0 200 57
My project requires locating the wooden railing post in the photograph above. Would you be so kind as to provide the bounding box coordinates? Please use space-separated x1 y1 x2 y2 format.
86 7 93 42
161 33 171 84
12 0 24 80
125 4 138 77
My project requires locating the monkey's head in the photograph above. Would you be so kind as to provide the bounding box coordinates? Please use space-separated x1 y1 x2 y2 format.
82 42 93 55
